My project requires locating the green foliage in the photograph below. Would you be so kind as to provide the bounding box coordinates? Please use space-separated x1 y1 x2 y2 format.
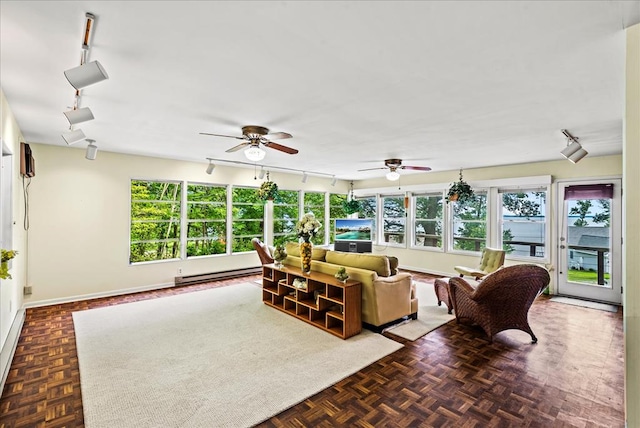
447 170 474 203
502 192 544 218
274 190 300 246
232 187 264 252
0 249 18 280
570 200 591 227
593 199 610 226
452 194 487 251
130 181 181 263
343 199 361 215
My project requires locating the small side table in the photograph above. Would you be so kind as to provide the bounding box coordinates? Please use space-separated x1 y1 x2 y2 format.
434 277 453 314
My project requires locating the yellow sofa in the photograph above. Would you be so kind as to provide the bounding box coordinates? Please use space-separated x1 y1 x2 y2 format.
283 243 418 328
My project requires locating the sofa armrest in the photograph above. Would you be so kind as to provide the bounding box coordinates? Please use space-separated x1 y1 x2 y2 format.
369 273 414 325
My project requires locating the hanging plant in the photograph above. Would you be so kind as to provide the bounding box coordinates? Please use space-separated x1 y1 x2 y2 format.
342 181 361 214
258 172 279 202
447 169 474 203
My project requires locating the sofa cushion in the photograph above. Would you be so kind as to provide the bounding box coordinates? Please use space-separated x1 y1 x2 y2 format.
325 251 391 277
285 242 327 261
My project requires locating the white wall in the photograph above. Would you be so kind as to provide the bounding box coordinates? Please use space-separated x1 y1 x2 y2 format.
24 144 348 304
623 22 639 428
0 89 28 383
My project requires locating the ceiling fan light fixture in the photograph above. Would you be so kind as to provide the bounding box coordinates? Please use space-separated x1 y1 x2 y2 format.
61 128 87 145
64 107 94 125
386 171 400 181
244 146 266 162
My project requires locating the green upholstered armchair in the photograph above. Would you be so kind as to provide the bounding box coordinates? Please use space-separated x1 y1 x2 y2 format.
454 247 505 280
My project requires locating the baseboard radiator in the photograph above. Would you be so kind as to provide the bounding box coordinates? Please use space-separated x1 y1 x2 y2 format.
174 267 262 286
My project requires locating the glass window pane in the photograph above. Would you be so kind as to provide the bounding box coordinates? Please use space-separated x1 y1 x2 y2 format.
382 196 405 245
329 193 348 242
232 187 264 253
451 193 487 252
274 190 299 246
414 194 443 248
357 196 377 241
186 183 227 257
500 190 547 258
130 180 181 263
304 192 326 245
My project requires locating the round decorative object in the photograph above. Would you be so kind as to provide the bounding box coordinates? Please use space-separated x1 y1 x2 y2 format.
300 241 313 274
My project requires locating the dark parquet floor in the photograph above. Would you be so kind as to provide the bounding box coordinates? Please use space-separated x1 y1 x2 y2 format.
0 272 624 427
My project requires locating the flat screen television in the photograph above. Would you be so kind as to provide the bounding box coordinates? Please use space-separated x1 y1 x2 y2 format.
334 218 373 242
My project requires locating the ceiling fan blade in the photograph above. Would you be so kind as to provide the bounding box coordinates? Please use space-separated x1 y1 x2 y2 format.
200 132 246 140
226 142 250 153
265 132 292 140
263 141 298 154
402 166 432 171
358 167 387 172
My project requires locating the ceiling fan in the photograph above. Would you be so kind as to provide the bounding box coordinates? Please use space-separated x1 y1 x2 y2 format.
359 158 432 181
200 125 297 162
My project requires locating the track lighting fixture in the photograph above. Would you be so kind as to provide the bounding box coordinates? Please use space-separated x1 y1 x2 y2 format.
61 129 87 145
64 107 94 125
560 129 588 163
301 172 308 183
258 166 266 179
245 146 266 162
85 139 98 160
331 176 337 186
206 159 215 174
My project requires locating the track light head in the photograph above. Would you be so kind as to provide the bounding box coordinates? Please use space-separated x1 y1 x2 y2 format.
568 147 588 163
331 176 337 186
258 166 266 179
85 139 98 160
61 128 87 145
206 160 215 174
301 172 308 183
561 140 582 159
64 107 94 125
64 60 109 90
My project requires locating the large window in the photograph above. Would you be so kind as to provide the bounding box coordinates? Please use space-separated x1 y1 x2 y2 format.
231 187 264 253
130 180 181 263
357 196 377 242
186 184 227 257
274 190 299 246
499 189 547 258
304 192 326 245
329 193 348 242
413 193 444 249
382 195 405 245
451 192 487 252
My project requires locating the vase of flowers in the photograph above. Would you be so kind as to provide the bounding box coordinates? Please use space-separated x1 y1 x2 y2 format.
273 244 287 268
1 249 18 280
296 212 322 274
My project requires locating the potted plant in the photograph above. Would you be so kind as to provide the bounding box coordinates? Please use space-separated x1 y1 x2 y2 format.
1 249 18 280
334 266 349 283
258 172 279 202
447 169 474 203
342 181 361 214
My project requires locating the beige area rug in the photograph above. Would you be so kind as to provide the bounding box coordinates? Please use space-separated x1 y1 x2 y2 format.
383 281 456 341
72 283 402 428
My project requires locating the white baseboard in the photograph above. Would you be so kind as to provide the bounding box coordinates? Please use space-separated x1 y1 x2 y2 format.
400 264 454 278
23 282 175 309
1 308 25 394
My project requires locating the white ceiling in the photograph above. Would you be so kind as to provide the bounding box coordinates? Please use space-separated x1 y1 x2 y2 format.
1 1 639 181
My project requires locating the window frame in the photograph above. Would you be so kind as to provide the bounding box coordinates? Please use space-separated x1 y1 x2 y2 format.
410 191 445 252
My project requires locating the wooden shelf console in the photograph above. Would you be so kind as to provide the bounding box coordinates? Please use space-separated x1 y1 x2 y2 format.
261 263 362 339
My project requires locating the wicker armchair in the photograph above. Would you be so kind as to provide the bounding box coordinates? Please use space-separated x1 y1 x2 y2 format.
449 264 550 343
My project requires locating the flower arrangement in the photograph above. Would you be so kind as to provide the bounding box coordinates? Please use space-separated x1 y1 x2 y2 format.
258 171 279 202
296 212 322 243
1 249 18 280
447 169 474 203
